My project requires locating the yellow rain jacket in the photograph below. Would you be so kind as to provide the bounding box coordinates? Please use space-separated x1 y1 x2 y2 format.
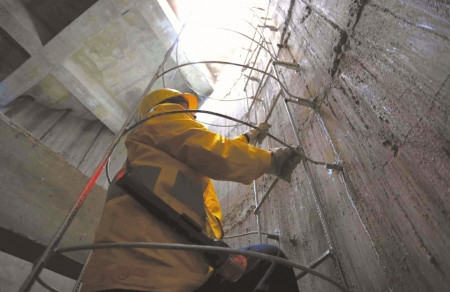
82 103 271 292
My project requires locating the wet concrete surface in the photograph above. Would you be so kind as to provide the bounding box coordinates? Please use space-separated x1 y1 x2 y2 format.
215 0 449 291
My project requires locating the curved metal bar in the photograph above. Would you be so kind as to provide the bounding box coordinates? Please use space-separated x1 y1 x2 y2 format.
196 111 324 165
120 109 335 168
177 26 273 65
174 28 273 99
195 119 241 128
56 242 349 291
201 96 247 102
106 108 337 187
215 27 274 57
156 61 316 108
36 277 62 292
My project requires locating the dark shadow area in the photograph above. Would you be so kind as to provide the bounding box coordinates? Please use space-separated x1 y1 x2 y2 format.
23 0 99 45
0 226 82 279
0 27 30 83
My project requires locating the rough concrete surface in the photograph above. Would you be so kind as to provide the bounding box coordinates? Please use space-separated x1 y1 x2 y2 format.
0 251 76 292
214 0 449 291
5 96 126 189
0 0 448 291
0 112 106 266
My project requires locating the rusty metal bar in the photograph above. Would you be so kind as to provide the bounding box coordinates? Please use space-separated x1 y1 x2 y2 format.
284 96 317 109
253 89 292 219
283 98 334 249
253 177 279 214
282 98 348 289
264 89 282 123
253 180 263 243
315 113 358 289
223 231 279 240
250 89 282 242
273 60 301 70
296 249 332 280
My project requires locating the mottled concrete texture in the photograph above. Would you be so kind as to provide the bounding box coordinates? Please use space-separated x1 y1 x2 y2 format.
0 112 106 273
4 96 127 189
0 252 76 292
0 0 213 133
215 0 449 291
0 0 448 291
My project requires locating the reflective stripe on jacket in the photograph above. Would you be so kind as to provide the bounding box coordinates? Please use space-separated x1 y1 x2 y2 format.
81 103 271 292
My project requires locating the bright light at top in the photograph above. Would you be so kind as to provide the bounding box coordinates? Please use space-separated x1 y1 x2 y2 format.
166 0 273 125
174 0 257 65
175 0 250 27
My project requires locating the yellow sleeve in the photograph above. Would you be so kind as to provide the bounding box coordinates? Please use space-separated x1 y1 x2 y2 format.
204 181 223 239
139 104 271 184
232 134 249 144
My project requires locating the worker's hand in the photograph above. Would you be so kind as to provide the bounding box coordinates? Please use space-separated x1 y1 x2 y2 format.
269 146 302 183
244 123 271 145
215 254 247 282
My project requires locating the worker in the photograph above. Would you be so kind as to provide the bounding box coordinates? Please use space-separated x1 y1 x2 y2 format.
81 88 301 292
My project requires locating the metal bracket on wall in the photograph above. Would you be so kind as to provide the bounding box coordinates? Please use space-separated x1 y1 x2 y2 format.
284 97 317 109
258 24 278 31
266 229 280 241
273 60 301 71
222 230 279 241
253 177 279 215
296 249 332 280
245 75 262 83
271 61 317 109
282 97 348 289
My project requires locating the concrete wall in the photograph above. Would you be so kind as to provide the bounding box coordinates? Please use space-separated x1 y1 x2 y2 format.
0 26 30 83
0 252 76 292
0 0 214 134
0 0 448 291
4 96 127 189
211 0 449 291
0 112 107 289
0 0 98 46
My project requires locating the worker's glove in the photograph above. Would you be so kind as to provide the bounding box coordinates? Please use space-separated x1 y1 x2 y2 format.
215 254 247 282
269 146 302 183
244 123 271 145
